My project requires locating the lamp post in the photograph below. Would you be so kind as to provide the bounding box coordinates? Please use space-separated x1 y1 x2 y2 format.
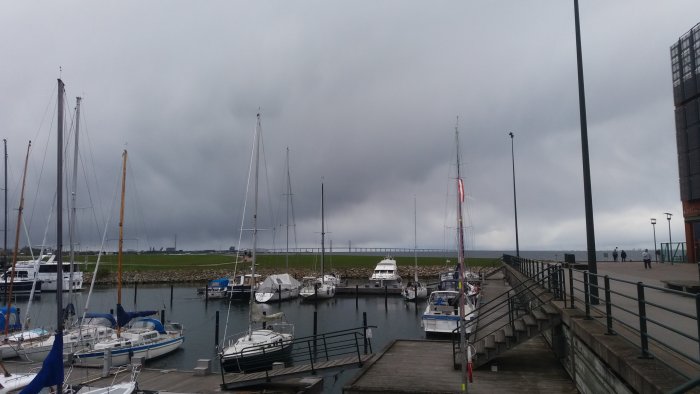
509 132 520 257
651 218 657 263
664 212 673 265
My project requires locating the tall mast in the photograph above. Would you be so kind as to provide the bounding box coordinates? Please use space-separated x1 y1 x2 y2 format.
56 80 65 394
454 120 468 391
3 139 6 270
321 182 325 281
117 150 127 337
247 114 261 338
285 148 290 271
5 141 31 335
69 96 81 297
414 196 418 283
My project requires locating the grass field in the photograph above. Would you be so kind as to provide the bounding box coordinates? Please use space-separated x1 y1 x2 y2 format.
77 253 500 273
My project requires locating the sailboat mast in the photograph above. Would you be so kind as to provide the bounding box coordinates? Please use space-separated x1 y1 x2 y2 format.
2 139 6 271
321 182 325 281
68 96 81 297
414 196 418 283
117 150 127 336
55 76 66 394
454 121 468 391
285 148 290 271
5 141 31 335
248 114 261 338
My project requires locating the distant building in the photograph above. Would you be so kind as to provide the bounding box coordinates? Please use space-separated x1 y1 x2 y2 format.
671 22 700 264
165 247 176 253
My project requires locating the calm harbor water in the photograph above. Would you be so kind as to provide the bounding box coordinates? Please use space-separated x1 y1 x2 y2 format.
15 283 427 391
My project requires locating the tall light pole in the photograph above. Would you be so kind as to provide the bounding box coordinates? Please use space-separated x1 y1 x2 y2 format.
651 218 657 263
508 132 520 257
664 212 673 265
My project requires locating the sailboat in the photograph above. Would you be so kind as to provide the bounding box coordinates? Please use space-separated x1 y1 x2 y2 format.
421 123 480 336
73 150 184 367
220 113 294 373
299 182 336 301
403 197 427 301
254 149 301 303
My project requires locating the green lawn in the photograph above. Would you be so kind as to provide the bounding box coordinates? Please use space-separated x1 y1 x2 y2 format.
77 253 500 273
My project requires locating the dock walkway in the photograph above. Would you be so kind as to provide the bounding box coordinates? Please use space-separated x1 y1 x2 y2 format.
343 272 577 393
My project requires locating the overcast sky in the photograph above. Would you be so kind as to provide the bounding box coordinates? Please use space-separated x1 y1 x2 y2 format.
1 1 697 254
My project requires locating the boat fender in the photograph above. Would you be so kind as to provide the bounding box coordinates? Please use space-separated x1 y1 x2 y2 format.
467 345 473 383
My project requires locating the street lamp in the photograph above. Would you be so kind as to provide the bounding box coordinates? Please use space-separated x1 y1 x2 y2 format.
651 218 657 263
508 132 520 257
664 212 673 265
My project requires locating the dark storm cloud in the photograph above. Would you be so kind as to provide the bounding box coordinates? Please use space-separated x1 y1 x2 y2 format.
0 1 697 254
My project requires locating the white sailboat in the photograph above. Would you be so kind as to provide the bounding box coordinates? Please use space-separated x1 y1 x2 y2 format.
403 197 427 301
220 113 294 373
299 182 336 301
421 122 480 336
73 151 184 367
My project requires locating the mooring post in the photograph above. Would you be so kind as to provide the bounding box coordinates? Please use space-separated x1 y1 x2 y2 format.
262 311 267 329
279 284 282 304
313 311 318 360
215 310 219 348
205 283 208 303
384 285 388 309
355 285 359 309
161 309 165 323
170 284 174 306
363 311 368 354
134 282 138 306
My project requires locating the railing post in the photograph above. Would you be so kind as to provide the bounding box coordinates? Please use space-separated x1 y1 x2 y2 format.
568 266 574 309
322 333 329 361
696 293 700 361
354 332 363 367
637 282 652 359
583 271 591 319
604 276 614 335
307 341 316 374
547 265 552 292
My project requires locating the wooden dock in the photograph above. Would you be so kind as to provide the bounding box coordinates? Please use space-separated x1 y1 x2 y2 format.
343 272 577 393
336 285 402 296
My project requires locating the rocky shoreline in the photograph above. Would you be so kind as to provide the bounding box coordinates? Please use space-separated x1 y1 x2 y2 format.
86 264 484 285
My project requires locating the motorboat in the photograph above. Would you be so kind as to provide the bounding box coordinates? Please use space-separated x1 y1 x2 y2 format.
421 283 480 336
0 269 42 298
9 254 83 292
255 273 301 303
206 277 230 299
370 258 402 288
226 273 261 300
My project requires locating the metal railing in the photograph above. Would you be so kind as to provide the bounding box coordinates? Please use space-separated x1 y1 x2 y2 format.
451 260 565 368
505 254 700 382
220 325 375 380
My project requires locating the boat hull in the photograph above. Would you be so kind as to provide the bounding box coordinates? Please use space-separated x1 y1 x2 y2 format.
226 285 252 301
73 336 184 367
255 287 300 303
0 280 42 298
221 341 293 373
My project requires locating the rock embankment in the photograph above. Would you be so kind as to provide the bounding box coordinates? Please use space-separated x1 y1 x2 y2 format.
86 265 470 284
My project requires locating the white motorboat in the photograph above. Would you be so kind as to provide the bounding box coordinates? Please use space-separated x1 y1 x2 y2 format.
9 254 83 292
255 273 301 303
421 283 480 336
370 258 402 288
220 113 295 373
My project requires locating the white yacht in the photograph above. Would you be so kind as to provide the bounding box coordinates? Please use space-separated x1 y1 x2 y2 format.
10 254 83 292
369 258 402 288
421 283 480 336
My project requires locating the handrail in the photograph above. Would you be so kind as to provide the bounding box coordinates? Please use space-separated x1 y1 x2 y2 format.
220 325 377 377
508 255 700 380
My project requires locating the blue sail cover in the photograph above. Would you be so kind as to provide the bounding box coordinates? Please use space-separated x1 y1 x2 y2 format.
84 312 117 328
116 304 157 328
209 278 229 288
20 332 63 394
0 306 21 332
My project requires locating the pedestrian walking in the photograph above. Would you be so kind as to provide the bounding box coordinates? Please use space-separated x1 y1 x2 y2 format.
613 247 619 262
642 249 652 269
621 250 627 262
